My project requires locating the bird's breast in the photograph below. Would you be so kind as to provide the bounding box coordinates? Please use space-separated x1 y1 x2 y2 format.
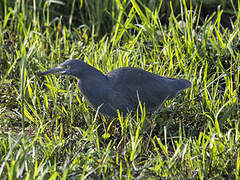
78 79 110 108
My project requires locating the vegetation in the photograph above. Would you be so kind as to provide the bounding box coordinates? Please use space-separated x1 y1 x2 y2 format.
0 0 239 179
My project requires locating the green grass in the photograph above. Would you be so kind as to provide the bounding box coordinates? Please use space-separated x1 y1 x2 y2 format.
0 0 240 179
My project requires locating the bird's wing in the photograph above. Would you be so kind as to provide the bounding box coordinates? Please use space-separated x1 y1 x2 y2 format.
106 67 189 111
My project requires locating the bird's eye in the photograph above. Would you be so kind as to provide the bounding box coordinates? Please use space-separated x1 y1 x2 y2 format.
61 65 70 69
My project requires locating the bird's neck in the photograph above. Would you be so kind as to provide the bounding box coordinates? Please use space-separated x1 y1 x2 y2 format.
78 71 109 108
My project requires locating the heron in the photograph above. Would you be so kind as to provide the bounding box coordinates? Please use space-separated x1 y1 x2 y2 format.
38 59 191 117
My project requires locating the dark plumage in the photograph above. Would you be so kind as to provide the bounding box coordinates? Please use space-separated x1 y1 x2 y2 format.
38 59 191 117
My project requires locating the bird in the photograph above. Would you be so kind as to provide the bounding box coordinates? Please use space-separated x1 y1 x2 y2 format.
38 59 191 117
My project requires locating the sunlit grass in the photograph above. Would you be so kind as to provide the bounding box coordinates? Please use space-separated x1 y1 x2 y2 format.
0 0 239 179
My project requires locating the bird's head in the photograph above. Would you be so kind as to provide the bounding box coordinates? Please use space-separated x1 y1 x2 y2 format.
38 59 92 77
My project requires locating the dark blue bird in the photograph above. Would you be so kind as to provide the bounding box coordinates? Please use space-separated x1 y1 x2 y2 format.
38 59 191 117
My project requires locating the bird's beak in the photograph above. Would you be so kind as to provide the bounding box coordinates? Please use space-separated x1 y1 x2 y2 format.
37 65 70 76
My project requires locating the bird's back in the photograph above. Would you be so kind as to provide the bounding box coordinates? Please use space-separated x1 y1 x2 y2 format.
106 67 191 114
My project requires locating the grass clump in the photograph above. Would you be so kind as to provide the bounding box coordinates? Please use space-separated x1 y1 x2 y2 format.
0 0 239 179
